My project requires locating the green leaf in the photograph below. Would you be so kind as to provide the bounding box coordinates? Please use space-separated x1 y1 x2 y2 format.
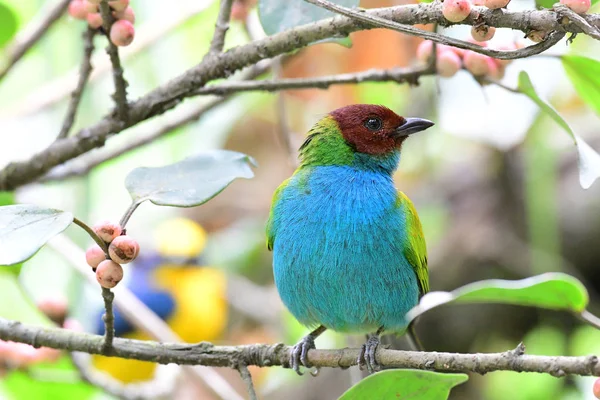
0 205 73 266
339 370 468 400
517 71 600 189
562 55 600 116
407 273 589 323
0 2 18 49
257 0 356 45
125 150 256 207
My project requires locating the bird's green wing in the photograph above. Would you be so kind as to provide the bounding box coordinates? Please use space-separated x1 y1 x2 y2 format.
398 191 429 296
266 178 291 251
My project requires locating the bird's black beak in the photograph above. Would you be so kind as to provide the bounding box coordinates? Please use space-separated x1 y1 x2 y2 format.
393 117 435 138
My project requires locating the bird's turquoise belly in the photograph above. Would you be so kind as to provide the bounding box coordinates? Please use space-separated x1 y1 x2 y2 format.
272 166 419 334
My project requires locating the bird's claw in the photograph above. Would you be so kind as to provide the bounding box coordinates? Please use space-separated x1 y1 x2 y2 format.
290 335 316 375
357 335 381 374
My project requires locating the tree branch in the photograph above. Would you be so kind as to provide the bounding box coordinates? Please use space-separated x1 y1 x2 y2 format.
207 0 235 56
100 288 115 352
0 318 598 377
0 4 598 190
238 364 258 400
0 0 71 81
57 28 96 140
99 0 129 121
554 4 600 41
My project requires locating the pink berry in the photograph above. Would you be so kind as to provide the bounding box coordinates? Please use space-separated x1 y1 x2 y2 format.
463 51 490 76
63 318 84 332
471 25 495 41
442 0 472 23
95 260 123 289
231 1 249 21
593 378 600 399
484 0 510 8
83 0 98 13
108 235 139 264
113 6 135 23
416 40 434 63
486 58 505 80
85 245 106 269
560 0 590 13
37 296 68 323
35 347 61 363
527 30 548 43
93 221 122 243
86 12 103 29
110 19 135 47
108 0 129 12
437 51 462 78
68 0 88 20
494 44 516 68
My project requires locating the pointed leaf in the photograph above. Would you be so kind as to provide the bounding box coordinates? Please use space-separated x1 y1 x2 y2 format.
562 55 600 117
407 273 589 323
339 370 468 400
258 0 356 45
518 71 600 188
0 205 73 266
125 150 256 207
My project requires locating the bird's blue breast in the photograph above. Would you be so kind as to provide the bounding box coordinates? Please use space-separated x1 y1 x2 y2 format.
271 164 419 334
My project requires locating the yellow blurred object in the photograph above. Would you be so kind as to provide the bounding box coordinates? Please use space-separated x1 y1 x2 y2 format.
155 218 208 258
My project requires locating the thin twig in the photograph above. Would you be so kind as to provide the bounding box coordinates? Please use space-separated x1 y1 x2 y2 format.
57 28 97 140
99 0 129 122
193 65 433 96
1 319 599 376
0 0 71 81
101 288 115 352
207 0 235 56
72 217 108 254
305 0 565 60
554 4 600 41
238 364 258 400
119 202 140 230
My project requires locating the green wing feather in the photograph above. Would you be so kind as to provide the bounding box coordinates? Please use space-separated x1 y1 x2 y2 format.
398 192 429 296
266 178 291 251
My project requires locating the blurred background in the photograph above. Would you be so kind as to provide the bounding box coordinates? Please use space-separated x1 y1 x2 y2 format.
1 0 600 399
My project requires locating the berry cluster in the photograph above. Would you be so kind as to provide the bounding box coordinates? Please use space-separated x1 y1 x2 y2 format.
86 221 140 289
68 0 135 47
417 40 521 79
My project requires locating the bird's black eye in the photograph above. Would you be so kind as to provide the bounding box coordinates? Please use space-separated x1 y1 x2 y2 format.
364 117 383 131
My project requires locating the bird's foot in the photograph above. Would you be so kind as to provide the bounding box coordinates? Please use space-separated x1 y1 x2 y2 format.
358 334 382 374
290 335 318 376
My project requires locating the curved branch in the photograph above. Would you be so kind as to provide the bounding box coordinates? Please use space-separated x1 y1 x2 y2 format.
0 317 598 377
0 4 597 190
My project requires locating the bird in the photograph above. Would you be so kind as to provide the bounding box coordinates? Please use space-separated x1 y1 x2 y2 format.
92 218 228 383
266 104 432 374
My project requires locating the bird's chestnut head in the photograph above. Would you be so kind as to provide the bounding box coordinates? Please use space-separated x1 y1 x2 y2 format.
329 104 434 155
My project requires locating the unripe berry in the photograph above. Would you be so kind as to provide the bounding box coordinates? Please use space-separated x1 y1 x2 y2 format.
231 1 249 21
85 245 106 270
113 6 135 23
486 58 505 80
437 51 462 78
484 0 510 8
526 30 548 43
108 0 129 12
108 235 139 264
86 12 103 29
471 25 495 41
37 296 68 324
83 0 98 13
68 0 88 20
560 0 590 13
63 318 84 332
96 260 123 288
442 0 472 23
93 221 122 243
110 19 135 47
463 51 490 76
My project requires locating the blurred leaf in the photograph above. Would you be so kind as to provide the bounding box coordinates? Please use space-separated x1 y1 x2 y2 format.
562 55 600 116
0 2 18 49
518 71 600 189
125 150 256 207
407 273 589 323
0 205 73 266
257 0 356 46
0 271 51 325
339 370 468 400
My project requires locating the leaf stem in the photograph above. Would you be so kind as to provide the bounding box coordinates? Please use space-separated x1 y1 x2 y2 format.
119 201 140 230
73 217 108 255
